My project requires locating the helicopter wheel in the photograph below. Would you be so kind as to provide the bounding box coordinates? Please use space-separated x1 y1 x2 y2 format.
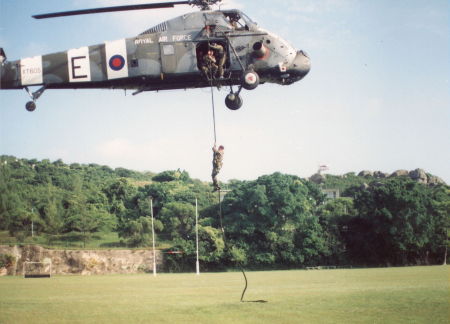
225 93 243 110
242 70 260 90
25 101 37 112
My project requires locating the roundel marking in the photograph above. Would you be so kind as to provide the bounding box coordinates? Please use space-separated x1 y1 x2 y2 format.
109 55 125 71
245 72 257 84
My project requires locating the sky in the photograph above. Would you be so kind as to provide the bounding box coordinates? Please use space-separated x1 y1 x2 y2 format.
0 0 449 183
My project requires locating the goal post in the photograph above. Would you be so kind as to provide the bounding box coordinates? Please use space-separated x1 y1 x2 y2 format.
23 260 52 278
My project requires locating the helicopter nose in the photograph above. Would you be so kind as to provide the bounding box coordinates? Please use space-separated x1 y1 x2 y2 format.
289 50 311 80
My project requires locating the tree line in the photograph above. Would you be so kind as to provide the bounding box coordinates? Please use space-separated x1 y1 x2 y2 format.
0 155 448 271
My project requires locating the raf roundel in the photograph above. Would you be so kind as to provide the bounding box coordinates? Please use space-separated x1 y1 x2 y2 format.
109 55 126 71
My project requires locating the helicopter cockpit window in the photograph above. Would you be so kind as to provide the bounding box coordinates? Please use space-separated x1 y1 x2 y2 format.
240 12 257 26
222 10 256 31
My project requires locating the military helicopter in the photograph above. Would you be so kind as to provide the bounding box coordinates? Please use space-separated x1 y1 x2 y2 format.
0 0 310 112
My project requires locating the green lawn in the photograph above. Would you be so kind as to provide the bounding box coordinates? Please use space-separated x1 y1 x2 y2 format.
0 231 172 250
0 266 448 324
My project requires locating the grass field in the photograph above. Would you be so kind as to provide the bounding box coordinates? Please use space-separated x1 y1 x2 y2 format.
0 231 172 250
0 266 448 324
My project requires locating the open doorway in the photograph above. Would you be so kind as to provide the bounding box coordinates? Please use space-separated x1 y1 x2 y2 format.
196 41 229 78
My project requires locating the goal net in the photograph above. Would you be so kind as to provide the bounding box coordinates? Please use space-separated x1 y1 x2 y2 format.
23 260 52 278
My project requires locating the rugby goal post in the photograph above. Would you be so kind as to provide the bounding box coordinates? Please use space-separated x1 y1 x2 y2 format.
23 259 52 278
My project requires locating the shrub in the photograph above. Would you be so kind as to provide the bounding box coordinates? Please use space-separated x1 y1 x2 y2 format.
0 254 14 268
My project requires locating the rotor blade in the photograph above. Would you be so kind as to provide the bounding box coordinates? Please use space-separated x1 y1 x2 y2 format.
33 1 191 19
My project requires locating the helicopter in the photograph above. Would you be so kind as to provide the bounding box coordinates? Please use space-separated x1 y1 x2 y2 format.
0 0 311 112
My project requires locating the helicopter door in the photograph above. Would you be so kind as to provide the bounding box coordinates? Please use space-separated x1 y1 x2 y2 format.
160 42 198 74
160 44 176 73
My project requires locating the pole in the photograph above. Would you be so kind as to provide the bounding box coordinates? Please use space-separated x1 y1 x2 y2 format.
444 245 447 266
195 198 200 275
150 198 156 276
31 208 34 237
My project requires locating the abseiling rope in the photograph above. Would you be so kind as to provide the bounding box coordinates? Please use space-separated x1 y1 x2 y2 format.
210 73 217 146
209 84 267 303
216 190 267 303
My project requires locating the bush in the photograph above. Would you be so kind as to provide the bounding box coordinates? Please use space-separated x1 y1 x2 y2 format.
0 254 14 268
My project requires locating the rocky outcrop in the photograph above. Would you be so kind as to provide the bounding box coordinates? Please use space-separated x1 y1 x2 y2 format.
358 168 446 186
373 171 389 179
358 170 373 177
428 175 445 186
390 169 410 178
0 245 162 276
309 168 446 186
409 168 428 184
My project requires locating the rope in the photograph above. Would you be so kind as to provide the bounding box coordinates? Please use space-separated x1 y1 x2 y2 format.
208 63 266 303
216 190 267 303
210 82 217 145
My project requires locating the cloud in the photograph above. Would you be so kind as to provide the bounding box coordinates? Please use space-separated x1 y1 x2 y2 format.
95 135 212 178
97 138 140 158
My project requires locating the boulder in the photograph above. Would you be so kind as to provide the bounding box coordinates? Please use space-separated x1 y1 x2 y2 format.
409 168 428 184
358 170 373 177
427 175 446 186
390 170 409 177
374 171 388 178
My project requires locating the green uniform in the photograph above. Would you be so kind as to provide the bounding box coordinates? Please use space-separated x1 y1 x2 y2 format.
212 147 224 190
209 43 226 78
201 53 218 79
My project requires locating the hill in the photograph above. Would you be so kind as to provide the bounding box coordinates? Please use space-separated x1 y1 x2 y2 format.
1 155 448 270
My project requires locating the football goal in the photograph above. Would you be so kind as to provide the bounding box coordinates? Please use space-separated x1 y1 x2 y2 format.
23 260 52 278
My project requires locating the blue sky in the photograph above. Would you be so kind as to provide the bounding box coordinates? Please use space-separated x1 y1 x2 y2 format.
0 0 449 183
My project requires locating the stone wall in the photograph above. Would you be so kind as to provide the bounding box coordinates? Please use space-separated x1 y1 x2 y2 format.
0 245 162 276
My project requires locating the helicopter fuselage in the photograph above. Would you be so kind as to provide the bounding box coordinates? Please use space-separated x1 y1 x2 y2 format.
0 9 310 110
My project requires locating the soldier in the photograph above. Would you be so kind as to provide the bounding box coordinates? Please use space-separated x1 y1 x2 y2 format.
201 50 218 80
227 13 241 29
0 48 6 64
209 42 226 78
212 144 224 191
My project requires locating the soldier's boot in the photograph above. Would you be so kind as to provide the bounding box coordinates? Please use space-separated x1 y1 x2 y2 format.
212 177 220 192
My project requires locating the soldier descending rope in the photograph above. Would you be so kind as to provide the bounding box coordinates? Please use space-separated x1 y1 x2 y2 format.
211 144 224 191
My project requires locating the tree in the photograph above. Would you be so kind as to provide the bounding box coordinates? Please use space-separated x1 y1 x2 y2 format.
221 173 328 268
317 197 356 264
164 225 225 272
428 186 450 264
115 196 163 247
119 216 155 247
0 162 30 237
347 178 447 265
159 202 196 240
152 170 191 183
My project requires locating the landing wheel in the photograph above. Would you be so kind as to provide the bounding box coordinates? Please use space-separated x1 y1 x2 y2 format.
225 93 243 110
25 101 36 112
242 70 260 90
